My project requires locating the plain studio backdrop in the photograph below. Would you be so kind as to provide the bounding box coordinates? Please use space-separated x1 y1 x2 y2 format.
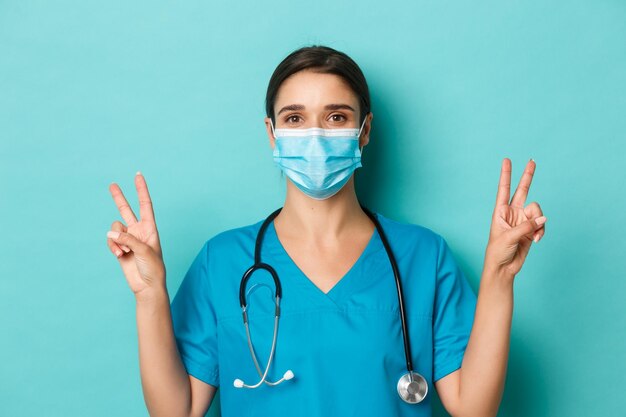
1 1 624 416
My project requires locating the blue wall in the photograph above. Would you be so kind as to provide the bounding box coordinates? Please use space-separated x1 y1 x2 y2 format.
1 1 624 416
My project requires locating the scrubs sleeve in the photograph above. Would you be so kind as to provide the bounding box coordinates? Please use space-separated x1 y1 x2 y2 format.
432 236 477 382
170 241 219 387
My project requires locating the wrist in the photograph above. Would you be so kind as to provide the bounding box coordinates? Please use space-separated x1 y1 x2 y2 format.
481 264 515 290
135 285 169 305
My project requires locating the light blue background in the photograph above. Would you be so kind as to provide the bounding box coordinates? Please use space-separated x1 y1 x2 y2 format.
1 1 624 416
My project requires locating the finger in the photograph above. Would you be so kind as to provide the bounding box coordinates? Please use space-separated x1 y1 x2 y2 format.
110 221 131 253
107 238 124 258
508 215 547 243
107 223 127 255
135 172 156 223
523 202 545 243
532 222 546 243
523 201 543 219
510 159 536 208
106 230 149 256
109 183 138 226
495 158 512 207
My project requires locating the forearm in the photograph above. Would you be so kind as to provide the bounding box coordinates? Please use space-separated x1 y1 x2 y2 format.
457 267 514 417
136 288 192 417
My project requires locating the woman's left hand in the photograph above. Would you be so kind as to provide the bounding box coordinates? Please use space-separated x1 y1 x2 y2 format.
483 158 546 280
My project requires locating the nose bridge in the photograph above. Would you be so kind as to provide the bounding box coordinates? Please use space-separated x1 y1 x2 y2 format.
314 113 326 128
297 111 326 129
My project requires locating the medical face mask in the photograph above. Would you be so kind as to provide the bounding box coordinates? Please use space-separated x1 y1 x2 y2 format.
270 118 366 200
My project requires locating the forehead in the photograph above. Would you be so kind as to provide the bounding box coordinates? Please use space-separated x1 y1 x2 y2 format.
274 70 359 109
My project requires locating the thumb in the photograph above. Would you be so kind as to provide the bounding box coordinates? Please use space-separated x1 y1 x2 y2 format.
106 230 149 256
508 216 547 243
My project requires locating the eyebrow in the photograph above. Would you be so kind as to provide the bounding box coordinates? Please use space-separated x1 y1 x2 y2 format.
276 103 356 115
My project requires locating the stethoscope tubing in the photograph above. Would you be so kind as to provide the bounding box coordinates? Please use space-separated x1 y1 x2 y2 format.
361 205 415 374
236 205 426 402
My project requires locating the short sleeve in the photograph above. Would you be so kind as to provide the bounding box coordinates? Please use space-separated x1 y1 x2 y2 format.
432 236 477 382
170 240 219 387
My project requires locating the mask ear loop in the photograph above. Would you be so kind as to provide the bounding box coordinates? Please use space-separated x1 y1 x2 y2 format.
269 118 277 139
357 116 367 156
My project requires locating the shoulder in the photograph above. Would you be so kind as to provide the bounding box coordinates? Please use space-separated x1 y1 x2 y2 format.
373 211 451 269
375 211 444 248
202 216 266 256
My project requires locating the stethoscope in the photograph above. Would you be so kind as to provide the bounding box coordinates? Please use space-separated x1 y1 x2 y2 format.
233 205 429 404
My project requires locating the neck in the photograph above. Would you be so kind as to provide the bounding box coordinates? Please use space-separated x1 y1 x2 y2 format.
275 177 370 241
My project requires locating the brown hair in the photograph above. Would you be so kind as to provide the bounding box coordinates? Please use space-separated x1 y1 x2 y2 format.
265 45 371 126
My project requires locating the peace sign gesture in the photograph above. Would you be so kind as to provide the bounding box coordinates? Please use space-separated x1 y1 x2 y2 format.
106 172 166 300
484 158 547 280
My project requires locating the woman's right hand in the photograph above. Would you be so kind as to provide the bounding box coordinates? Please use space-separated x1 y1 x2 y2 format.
106 172 166 301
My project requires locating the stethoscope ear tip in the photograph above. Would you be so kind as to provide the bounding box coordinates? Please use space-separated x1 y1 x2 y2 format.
234 379 244 388
284 370 294 380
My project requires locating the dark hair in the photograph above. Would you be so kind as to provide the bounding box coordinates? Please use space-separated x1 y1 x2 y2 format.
265 45 371 126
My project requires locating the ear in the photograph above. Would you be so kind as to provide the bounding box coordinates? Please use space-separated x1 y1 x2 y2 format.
359 112 373 149
264 116 276 149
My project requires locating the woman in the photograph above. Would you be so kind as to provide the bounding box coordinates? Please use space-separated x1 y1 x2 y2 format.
106 45 546 417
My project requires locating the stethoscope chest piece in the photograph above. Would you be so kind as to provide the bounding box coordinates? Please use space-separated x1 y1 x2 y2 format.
397 371 428 404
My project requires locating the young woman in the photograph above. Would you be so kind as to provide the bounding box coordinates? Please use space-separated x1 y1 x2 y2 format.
106 45 546 417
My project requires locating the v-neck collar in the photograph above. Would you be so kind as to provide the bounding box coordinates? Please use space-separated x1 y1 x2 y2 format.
263 214 385 307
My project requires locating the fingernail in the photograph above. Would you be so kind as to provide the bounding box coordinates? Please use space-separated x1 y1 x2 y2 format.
533 235 539 243
115 250 123 257
136 171 142 176
535 216 547 226
121 245 130 253
107 231 120 239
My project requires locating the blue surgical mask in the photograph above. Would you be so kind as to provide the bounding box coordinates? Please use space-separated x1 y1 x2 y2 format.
270 118 367 200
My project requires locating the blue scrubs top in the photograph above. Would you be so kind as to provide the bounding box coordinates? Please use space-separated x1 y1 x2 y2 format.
170 212 477 416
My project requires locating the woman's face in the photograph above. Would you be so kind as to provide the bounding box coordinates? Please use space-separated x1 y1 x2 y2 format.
264 70 372 150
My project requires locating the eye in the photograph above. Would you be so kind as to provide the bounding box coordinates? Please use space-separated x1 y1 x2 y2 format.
285 115 302 124
329 114 347 123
